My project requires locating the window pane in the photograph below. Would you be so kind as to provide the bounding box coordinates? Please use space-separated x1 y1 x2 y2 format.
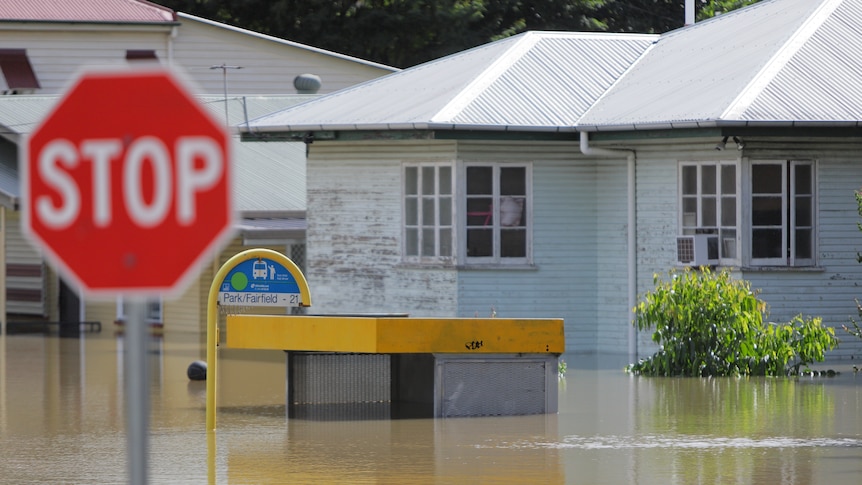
501 229 526 257
146 301 161 320
752 196 782 225
422 198 434 226
721 165 736 194
795 196 812 226
405 167 418 195
702 165 716 194
439 166 452 195
752 164 782 193
500 196 524 227
467 228 492 256
405 198 418 225
720 229 737 258
701 197 716 227
752 228 783 258
421 228 435 256
439 228 452 257
795 229 812 259
405 228 418 256
682 166 697 195
467 167 492 195
682 198 697 228
795 164 812 195
721 197 736 225
500 167 526 195
467 198 493 226
439 197 452 225
421 167 435 195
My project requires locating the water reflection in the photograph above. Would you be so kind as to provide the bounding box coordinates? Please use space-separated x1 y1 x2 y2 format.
1 333 861 484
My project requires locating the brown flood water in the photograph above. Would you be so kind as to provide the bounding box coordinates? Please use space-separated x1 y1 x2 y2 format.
1 330 861 484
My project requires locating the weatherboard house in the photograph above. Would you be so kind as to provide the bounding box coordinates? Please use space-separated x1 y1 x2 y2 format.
0 0 394 333
243 0 862 357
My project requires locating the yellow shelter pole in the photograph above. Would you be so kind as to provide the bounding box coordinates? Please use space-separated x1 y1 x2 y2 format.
206 248 311 431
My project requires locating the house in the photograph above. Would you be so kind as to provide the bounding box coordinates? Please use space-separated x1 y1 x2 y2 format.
0 0 396 334
243 0 862 358
0 1 394 95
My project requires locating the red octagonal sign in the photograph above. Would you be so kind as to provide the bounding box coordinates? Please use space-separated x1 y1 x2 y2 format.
22 68 234 296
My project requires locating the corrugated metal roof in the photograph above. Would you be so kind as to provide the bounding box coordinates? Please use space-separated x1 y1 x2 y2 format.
0 94 315 138
579 0 861 130
197 95 319 130
736 0 862 123
246 31 657 133
0 0 176 23
236 217 306 239
0 94 309 212
233 137 306 213
247 0 862 135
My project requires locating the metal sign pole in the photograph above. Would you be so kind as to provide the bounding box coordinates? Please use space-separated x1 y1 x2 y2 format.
125 298 149 485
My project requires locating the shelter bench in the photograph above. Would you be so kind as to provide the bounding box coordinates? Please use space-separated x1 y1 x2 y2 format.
225 315 565 419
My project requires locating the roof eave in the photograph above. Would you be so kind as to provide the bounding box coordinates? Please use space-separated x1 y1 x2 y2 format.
0 18 178 25
244 122 578 134
577 119 862 132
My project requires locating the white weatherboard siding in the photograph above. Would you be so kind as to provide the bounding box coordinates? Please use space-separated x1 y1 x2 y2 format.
740 144 862 359
0 29 169 93
0 17 392 96
172 16 392 95
454 143 597 353
632 147 681 357
305 139 633 353
306 141 458 316
629 139 862 360
595 159 631 353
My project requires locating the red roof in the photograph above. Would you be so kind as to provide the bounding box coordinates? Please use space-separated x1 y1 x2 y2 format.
0 0 176 23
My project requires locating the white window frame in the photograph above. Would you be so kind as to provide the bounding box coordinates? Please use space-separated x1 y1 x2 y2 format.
748 159 816 267
678 160 740 265
460 162 532 266
402 162 455 263
117 297 162 323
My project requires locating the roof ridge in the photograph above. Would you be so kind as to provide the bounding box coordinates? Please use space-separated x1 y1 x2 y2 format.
430 32 539 124
720 0 842 120
576 36 660 129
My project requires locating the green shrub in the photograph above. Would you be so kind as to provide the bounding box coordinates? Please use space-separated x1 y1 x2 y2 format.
844 190 862 345
627 267 837 376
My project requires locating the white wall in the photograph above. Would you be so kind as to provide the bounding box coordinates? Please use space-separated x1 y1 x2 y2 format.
305 140 459 316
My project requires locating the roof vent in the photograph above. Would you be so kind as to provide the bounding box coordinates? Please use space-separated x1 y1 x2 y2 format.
294 73 321 94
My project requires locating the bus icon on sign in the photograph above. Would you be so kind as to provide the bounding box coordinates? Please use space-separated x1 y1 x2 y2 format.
253 260 267 279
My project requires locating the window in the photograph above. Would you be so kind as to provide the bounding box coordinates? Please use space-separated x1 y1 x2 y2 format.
118 298 162 323
404 164 453 260
678 159 815 268
680 161 738 261
0 49 39 94
750 160 814 266
126 50 159 62
465 164 530 264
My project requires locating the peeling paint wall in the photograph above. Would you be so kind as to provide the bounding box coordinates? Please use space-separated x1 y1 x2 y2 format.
306 139 634 354
306 140 459 316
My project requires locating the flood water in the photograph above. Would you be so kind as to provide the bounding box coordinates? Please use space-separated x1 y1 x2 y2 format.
1 330 861 484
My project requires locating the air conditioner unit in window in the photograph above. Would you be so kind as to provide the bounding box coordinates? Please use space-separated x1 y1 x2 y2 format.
676 234 719 266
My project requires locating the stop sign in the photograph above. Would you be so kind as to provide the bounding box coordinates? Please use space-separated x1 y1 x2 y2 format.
22 68 234 296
